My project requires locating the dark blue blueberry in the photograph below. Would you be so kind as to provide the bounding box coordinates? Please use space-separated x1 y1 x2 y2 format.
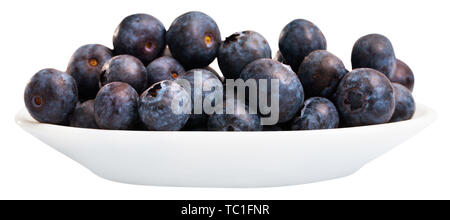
180 68 224 127
274 50 286 63
278 19 327 72
100 55 148 94
113 14 166 65
167 11 221 69
139 80 190 131
351 34 396 78
298 50 347 98
94 82 139 130
390 59 414 91
390 83 415 122
208 97 262 131
240 59 304 123
69 100 98 129
146 56 185 86
24 69 78 125
291 97 339 130
67 44 113 100
335 68 395 126
218 31 271 79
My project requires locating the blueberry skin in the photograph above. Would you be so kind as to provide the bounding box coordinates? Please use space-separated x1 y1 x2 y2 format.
351 34 396 78
298 50 347 98
335 68 395 126
113 14 166 65
208 97 262 131
146 56 185 86
167 11 221 69
390 59 414 91
274 50 286 63
279 19 327 72
69 100 98 129
139 80 190 131
94 82 139 130
24 69 78 124
291 97 339 130
390 83 415 122
67 44 113 100
181 68 224 126
240 59 304 123
100 55 148 94
218 31 271 79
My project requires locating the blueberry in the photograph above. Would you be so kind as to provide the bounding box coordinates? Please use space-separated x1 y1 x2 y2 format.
390 83 415 122
274 50 286 63
335 68 395 126
24 69 78 124
167 11 221 69
146 56 185 86
204 66 224 83
113 14 166 65
139 80 190 131
291 97 339 130
69 100 98 129
240 59 304 123
218 31 271 79
67 44 113 100
181 68 224 126
390 59 414 91
279 19 327 72
94 82 139 130
298 50 347 98
263 125 284 131
100 55 148 94
351 34 396 78
208 97 262 131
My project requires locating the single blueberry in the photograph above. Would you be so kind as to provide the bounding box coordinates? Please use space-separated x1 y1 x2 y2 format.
67 44 113 100
139 80 190 131
167 11 221 69
390 59 414 91
24 69 78 125
335 68 395 126
218 31 272 79
291 97 339 130
94 82 139 130
390 83 415 122
69 100 98 129
240 59 304 123
279 19 327 72
146 56 185 86
351 34 396 78
113 14 166 65
100 55 148 94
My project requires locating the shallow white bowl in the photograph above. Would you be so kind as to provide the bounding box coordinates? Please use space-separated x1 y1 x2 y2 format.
16 104 435 188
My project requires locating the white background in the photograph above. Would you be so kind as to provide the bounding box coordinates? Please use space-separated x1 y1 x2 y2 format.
1 0 449 199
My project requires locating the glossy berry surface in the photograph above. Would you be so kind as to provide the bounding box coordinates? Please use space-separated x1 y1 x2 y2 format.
146 56 185 86
390 59 414 91
208 97 262 131
240 59 304 123
139 80 190 131
291 97 339 130
167 11 221 69
218 31 271 79
298 50 347 98
67 44 113 100
274 50 286 63
181 68 224 126
335 68 395 126
69 100 98 129
351 34 396 78
113 14 166 65
24 69 78 124
390 83 415 122
94 82 139 130
100 55 148 94
279 19 327 72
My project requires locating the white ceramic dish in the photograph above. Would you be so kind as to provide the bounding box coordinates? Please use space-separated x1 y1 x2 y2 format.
16 104 435 188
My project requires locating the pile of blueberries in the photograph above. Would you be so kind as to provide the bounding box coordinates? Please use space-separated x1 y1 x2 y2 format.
24 11 415 131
